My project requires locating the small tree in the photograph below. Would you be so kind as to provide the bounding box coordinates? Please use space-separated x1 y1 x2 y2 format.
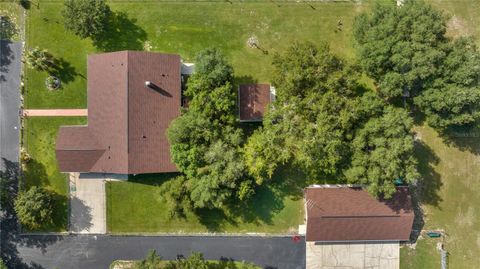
62 0 110 39
14 186 53 230
135 250 162 269
166 252 208 269
24 47 55 71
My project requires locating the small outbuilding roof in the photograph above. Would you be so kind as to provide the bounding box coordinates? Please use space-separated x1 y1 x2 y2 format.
305 186 414 242
238 84 273 122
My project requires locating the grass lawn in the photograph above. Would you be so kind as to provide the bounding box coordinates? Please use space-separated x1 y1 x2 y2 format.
401 239 440 269
107 167 304 234
400 125 480 268
25 0 376 108
23 117 87 231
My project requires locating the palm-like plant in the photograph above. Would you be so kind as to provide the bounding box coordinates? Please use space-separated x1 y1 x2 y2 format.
24 47 55 71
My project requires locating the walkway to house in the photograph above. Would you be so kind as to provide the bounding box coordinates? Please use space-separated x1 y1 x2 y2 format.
69 173 106 234
22 109 88 116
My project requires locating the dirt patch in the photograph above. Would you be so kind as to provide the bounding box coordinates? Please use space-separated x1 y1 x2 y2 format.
455 205 475 227
447 16 472 38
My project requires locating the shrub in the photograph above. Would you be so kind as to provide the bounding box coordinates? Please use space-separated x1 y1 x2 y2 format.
24 47 55 72
14 186 54 229
45 76 61 90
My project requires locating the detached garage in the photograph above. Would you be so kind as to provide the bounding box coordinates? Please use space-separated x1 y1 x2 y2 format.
305 185 414 269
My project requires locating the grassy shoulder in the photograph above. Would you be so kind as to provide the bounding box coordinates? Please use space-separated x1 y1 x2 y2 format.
23 116 87 231
107 168 304 234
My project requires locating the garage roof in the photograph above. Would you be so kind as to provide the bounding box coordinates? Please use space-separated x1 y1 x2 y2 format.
305 186 414 242
56 51 181 174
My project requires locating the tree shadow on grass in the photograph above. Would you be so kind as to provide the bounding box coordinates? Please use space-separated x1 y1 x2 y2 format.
197 165 307 232
93 11 147 52
22 159 49 189
439 125 480 155
410 140 442 242
49 57 85 85
196 207 235 232
234 75 258 86
128 172 180 186
415 140 442 207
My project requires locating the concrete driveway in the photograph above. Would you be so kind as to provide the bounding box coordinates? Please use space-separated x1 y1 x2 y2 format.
69 173 106 234
0 40 22 172
306 241 399 269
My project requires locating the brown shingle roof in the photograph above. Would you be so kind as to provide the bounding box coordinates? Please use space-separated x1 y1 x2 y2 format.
239 84 271 121
305 186 414 242
56 51 181 174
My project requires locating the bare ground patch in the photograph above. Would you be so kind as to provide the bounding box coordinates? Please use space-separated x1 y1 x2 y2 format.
447 15 472 38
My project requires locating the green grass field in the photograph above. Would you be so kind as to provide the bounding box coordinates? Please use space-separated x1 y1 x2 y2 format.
400 125 480 268
23 117 87 231
107 168 304 233
24 0 374 108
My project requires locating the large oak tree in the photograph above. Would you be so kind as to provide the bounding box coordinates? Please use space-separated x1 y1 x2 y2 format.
245 42 418 197
167 48 252 210
354 0 480 130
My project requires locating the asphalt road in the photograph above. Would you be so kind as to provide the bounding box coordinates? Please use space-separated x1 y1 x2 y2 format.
0 40 22 172
13 235 305 269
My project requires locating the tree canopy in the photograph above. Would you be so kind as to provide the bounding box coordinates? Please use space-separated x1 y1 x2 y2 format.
244 42 417 197
184 48 237 126
134 250 258 269
345 106 419 197
354 0 480 130
14 186 53 229
136 250 163 269
167 48 252 210
62 0 110 39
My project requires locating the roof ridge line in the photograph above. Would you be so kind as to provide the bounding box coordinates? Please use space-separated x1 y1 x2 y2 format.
126 51 130 173
320 215 402 219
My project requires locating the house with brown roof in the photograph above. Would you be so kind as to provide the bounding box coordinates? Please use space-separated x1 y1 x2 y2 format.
56 52 273 175
304 185 414 269
56 51 181 174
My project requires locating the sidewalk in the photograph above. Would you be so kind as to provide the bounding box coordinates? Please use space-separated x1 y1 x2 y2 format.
22 109 88 116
